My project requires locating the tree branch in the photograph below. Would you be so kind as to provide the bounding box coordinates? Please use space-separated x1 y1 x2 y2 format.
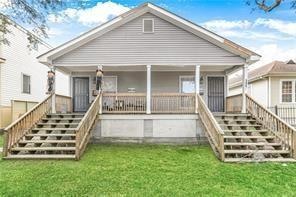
255 0 282 12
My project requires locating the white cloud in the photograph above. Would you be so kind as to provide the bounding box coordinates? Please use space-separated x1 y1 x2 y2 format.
48 1 130 26
202 20 252 30
250 44 296 69
202 19 296 41
254 18 296 37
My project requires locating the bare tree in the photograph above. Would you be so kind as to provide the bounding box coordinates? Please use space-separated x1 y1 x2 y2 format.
248 0 296 12
255 0 282 12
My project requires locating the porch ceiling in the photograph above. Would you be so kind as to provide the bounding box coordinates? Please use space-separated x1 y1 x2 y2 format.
56 65 238 74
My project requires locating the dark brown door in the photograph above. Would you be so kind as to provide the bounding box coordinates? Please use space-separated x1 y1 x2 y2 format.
207 76 225 112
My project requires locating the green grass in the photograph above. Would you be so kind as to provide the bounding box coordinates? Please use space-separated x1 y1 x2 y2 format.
1 144 296 196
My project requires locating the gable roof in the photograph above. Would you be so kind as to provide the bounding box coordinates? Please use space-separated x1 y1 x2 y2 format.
229 60 296 88
38 2 260 65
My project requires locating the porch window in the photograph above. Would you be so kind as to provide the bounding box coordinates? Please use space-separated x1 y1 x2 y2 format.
102 76 117 93
281 81 293 103
22 74 31 94
180 76 195 93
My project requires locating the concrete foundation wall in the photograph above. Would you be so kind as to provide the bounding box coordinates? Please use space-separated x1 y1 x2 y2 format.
91 115 207 144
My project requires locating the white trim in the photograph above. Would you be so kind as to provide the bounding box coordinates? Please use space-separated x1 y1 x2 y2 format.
142 18 154 33
279 79 296 104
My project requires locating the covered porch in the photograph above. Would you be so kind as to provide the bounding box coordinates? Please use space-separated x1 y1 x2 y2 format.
64 64 249 114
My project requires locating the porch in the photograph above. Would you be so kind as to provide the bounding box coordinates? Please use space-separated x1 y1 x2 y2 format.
68 65 239 114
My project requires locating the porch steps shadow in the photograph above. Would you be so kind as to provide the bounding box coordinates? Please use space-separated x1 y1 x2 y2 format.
215 113 296 163
5 113 84 160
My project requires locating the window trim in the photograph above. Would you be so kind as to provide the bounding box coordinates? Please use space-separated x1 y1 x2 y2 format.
280 79 296 104
21 73 31 94
142 18 154 33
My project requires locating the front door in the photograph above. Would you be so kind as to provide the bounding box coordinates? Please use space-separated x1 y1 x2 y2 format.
73 77 89 112
207 76 225 112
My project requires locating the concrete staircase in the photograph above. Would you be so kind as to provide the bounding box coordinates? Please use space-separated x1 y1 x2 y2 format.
6 113 84 159
215 113 295 162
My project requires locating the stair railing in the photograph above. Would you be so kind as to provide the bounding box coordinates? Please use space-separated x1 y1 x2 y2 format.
197 94 225 161
2 94 53 157
246 94 296 159
75 92 102 160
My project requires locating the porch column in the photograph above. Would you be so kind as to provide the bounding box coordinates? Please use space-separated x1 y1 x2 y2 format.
146 65 151 114
242 64 248 113
195 65 200 113
98 65 103 114
51 66 56 113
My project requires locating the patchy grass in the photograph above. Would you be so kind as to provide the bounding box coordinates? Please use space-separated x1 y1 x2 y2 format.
1 144 296 196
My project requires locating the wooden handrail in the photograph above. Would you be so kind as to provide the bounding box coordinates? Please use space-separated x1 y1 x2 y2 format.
197 94 225 161
3 94 53 157
75 92 102 160
246 94 296 158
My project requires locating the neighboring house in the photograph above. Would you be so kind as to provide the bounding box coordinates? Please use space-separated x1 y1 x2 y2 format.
0 21 69 128
229 60 296 126
7 3 296 162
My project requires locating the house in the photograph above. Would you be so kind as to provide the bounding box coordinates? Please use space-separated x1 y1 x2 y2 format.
0 20 70 128
229 60 296 126
3 3 296 162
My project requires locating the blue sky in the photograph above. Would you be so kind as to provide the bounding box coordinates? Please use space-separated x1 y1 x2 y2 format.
41 0 296 68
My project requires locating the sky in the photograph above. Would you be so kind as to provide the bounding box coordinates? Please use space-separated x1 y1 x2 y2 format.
5 0 296 69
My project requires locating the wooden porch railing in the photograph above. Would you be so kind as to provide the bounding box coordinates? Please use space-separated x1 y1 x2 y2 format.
102 93 146 113
226 94 242 113
152 93 195 114
2 94 53 157
75 93 102 160
197 94 225 161
246 94 296 158
56 94 72 113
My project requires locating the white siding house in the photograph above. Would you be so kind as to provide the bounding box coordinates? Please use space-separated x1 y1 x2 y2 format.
0 22 69 128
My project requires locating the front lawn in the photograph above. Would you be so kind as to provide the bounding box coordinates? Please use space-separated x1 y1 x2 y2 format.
1 144 296 196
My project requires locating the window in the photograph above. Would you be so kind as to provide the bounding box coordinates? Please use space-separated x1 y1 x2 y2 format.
22 74 31 94
143 19 154 33
180 76 195 93
281 80 294 103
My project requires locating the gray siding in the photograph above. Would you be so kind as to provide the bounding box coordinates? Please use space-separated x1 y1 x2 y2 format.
54 13 244 66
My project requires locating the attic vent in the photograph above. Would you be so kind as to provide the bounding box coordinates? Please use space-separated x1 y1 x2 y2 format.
143 19 154 33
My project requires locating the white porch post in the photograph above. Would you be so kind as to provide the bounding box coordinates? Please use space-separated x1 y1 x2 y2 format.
195 65 200 113
98 65 103 114
146 65 151 114
51 66 56 113
242 63 248 113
